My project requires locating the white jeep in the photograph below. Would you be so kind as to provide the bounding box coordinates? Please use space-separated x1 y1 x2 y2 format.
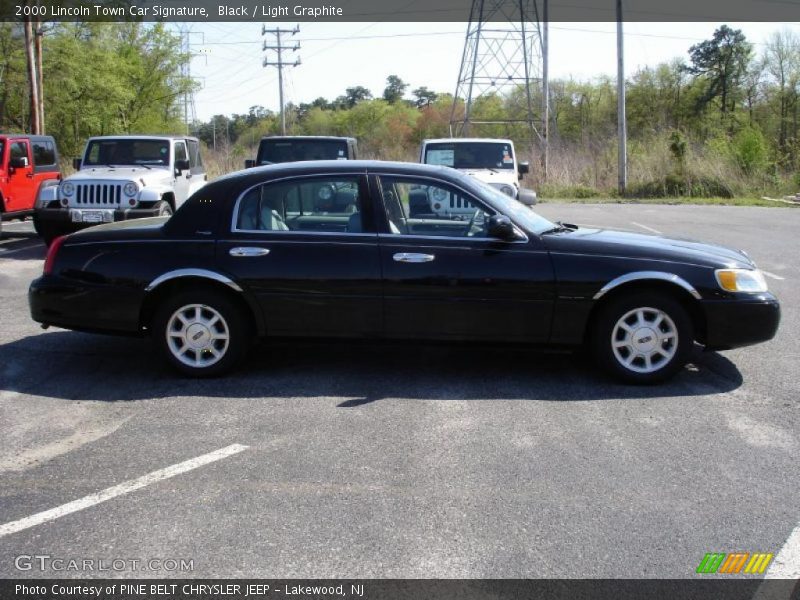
34 135 207 244
419 138 536 215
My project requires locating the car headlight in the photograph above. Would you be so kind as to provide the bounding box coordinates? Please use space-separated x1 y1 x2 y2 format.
715 269 768 293
123 182 139 197
61 182 75 196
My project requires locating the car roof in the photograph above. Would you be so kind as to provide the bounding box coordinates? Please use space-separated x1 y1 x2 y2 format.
422 138 515 144
213 160 458 184
85 135 199 142
259 136 356 142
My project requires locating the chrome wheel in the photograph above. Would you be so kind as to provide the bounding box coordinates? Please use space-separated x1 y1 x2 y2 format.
166 304 230 368
611 306 678 374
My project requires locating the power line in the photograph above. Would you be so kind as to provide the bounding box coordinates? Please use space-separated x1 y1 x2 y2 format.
262 24 301 135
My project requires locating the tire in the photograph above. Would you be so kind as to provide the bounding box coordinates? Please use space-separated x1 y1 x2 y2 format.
591 292 694 384
152 289 250 377
155 201 173 217
37 221 66 246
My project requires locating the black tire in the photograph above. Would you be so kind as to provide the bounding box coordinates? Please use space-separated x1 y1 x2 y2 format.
37 221 67 246
591 291 694 384
152 289 250 377
155 201 173 217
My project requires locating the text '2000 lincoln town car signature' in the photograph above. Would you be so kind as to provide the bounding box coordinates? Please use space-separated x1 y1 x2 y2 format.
29 161 780 383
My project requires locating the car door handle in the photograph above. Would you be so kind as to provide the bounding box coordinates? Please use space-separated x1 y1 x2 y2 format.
393 252 435 263
229 247 270 257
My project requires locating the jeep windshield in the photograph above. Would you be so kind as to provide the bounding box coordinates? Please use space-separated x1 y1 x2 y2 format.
83 139 170 167
257 140 348 164
424 142 515 170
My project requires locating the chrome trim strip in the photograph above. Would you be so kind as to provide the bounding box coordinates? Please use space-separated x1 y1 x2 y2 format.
144 268 243 293
593 271 702 301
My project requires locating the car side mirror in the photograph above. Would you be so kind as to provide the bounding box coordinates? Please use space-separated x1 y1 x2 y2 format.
244 159 256 169
9 156 28 169
72 157 82 170
488 215 520 241
517 161 529 178
175 159 190 172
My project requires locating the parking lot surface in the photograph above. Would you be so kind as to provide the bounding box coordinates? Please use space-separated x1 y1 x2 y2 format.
0 204 798 578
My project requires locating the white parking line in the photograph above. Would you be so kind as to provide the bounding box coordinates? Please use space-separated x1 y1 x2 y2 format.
631 221 662 235
763 522 800 579
0 443 248 538
761 270 786 281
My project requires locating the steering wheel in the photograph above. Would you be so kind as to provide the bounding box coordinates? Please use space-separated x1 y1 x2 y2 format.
463 208 483 237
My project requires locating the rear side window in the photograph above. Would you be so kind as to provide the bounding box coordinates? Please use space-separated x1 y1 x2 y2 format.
32 140 56 166
235 176 364 233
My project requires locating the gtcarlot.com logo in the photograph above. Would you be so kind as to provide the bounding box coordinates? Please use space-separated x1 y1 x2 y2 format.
696 552 773 574
14 555 194 572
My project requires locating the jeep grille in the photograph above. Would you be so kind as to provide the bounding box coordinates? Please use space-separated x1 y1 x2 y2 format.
75 183 123 205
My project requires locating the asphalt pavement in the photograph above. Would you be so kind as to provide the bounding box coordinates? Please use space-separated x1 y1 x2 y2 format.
0 205 797 579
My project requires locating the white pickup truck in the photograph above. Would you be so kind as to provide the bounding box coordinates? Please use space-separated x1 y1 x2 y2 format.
419 138 536 211
34 135 207 244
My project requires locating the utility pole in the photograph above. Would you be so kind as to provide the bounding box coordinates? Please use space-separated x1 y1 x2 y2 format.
616 0 627 195
23 13 40 134
262 25 300 136
542 0 549 181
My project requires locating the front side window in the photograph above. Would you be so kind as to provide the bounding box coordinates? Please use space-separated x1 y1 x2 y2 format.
84 139 171 167
174 142 188 163
378 176 495 238
10 141 28 161
235 176 363 233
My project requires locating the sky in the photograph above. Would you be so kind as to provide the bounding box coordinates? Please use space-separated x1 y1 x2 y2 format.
185 21 800 122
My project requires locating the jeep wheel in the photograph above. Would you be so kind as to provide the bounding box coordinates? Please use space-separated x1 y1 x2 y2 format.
153 290 249 377
37 220 66 246
591 292 693 384
156 201 173 217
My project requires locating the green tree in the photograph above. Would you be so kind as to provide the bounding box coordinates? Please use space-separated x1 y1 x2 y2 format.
382 75 408 104
686 25 753 117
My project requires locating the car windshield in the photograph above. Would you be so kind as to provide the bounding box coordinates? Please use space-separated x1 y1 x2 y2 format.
257 140 348 164
462 176 556 235
83 139 170 167
424 142 515 170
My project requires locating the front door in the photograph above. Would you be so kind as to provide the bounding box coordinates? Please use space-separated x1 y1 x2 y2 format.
216 173 383 338
5 139 35 213
172 140 191 207
373 173 556 343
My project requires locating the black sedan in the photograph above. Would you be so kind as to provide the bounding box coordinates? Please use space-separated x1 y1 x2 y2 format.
29 161 780 383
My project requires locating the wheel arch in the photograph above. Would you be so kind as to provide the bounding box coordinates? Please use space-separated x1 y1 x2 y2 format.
161 192 176 212
140 272 264 336
585 275 707 345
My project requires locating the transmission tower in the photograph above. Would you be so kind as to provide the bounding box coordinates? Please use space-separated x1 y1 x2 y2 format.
262 25 300 136
176 23 198 134
450 0 546 147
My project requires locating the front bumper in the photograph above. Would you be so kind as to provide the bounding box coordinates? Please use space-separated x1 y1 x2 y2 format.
35 206 162 234
702 293 781 350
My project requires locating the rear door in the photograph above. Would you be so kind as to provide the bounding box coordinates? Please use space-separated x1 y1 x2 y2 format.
5 139 35 212
216 172 383 337
372 172 556 342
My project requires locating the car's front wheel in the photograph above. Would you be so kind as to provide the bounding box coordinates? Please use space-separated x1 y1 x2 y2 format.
592 292 693 384
153 290 249 377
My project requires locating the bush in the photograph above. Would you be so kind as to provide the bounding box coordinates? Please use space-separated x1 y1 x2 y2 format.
626 174 734 198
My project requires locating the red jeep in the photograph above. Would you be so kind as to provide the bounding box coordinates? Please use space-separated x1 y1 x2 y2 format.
0 135 61 238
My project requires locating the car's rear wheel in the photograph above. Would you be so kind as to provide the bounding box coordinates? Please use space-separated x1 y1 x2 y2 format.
592 292 693 384
153 290 249 377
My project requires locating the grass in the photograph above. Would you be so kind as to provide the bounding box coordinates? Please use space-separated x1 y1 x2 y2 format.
536 196 800 208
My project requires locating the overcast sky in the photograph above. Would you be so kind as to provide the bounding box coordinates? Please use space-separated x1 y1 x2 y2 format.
186 21 799 121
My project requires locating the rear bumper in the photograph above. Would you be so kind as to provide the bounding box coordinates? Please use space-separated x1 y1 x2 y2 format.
702 294 780 350
34 206 162 234
29 275 142 335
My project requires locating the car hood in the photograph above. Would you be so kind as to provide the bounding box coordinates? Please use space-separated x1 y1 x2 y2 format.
544 226 755 269
459 169 519 188
67 166 171 185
